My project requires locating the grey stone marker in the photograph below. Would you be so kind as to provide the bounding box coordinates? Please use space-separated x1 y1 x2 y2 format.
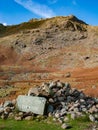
16 95 47 115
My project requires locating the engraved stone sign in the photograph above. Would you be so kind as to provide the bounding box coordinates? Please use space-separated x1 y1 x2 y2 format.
16 95 47 115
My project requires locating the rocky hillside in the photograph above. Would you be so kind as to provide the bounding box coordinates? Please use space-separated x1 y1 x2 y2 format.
0 15 98 100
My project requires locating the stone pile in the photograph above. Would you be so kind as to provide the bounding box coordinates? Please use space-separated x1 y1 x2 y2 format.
28 80 98 122
0 80 98 126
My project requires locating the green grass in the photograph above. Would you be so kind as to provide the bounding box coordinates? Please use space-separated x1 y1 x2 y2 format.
0 119 62 130
68 115 91 130
0 115 96 130
0 19 47 37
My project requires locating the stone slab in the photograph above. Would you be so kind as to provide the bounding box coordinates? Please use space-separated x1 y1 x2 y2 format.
16 95 46 115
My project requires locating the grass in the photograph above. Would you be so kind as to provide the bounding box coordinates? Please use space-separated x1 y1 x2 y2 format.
0 115 96 130
0 119 62 130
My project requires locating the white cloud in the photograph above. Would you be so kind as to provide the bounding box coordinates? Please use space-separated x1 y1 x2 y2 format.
3 23 7 26
14 0 55 18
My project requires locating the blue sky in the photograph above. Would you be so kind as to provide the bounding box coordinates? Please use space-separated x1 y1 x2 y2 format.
0 0 98 26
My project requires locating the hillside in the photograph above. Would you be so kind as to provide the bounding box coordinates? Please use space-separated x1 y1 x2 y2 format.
0 15 98 101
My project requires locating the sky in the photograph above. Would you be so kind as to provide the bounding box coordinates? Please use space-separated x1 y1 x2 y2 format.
0 0 98 26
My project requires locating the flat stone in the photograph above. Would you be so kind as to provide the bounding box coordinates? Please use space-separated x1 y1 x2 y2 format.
16 95 46 115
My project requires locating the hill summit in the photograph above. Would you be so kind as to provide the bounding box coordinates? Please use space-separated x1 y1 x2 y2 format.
0 15 98 100
0 15 87 37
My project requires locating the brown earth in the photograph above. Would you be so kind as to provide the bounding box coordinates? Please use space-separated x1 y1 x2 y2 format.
0 15 98 102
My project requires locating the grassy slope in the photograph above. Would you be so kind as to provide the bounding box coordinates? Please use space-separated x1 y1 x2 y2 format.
0 15 87 37
0 19 46 37
0 116 95 130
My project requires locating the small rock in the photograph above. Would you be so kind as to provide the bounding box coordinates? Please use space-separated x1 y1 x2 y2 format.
24 116 33 120
28 87 39 96
92 85 96 89
47 105 54 113
15 116 22 121
64 117 69 122
81 107 87 112
49 81 57 89
71 113 77 120
1 113 8 119
61 123 69 129
65 72 71 78
94 114 98 119
18 112 24 117
58 118 63 124
49 98 54 103
12 99 16 105
53 117 57 122
4 101 13 107
4 107 11 114
64 82 70 88
0 107 4 114
8 112 14 119
42 83 50 93
58 97 64 102
89 114 95 122
48 112 53 117
60 108 67 116
74 107 79 113
55 113 60 118
57 81 64 88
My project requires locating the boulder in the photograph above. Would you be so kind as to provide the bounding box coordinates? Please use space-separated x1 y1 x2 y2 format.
16 95 46 115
